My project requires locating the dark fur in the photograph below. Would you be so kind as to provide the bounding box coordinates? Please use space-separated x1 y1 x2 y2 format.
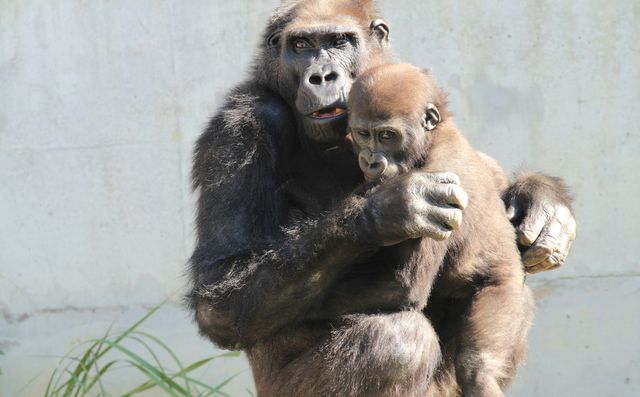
503 172 574 226
188 1 570 396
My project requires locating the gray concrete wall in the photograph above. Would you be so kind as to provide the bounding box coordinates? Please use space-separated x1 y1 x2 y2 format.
1 1 638 396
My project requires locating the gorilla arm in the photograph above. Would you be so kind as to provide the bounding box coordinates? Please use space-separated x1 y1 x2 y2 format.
188 88 467 349
477 152 576 273
504 173 576 273
188 89 366 349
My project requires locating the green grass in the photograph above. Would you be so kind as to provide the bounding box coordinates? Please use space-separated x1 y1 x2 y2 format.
44 304 242 397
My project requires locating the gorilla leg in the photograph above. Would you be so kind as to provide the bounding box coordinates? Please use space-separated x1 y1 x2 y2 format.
252 311 441 397
455 285 534 397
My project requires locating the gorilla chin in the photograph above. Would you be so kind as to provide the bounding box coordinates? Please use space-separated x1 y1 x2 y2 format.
303 106 350 142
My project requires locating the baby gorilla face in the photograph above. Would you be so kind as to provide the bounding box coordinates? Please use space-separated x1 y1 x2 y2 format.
349 116 418 182
347 63 443 183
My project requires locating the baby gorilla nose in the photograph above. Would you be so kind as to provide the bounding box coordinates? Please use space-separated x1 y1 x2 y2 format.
359 150 388 181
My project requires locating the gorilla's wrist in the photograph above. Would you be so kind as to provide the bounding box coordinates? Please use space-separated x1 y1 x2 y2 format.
504 173 573 213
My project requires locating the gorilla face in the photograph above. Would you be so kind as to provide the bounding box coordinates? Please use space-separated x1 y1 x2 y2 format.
284 28 356 141
267 15 390 143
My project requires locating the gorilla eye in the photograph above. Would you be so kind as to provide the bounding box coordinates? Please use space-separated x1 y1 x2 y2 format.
357 130 370 138
293 38 311 50
380 130 396 140
334 37 349 47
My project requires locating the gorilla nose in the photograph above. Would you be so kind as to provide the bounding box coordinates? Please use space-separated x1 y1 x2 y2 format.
308 70 339 85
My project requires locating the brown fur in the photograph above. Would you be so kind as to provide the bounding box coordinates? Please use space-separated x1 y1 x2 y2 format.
188 0 562 394
285 0 378 30
348 63 535 396
350 63 449 121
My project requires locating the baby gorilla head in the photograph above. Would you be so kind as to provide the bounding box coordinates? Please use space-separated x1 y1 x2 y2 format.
347 63 447 182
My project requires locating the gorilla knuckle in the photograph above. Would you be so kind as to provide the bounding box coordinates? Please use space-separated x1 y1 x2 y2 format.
432 171 460 185
518 228 539 246
431 230 452 241
451 185 469 209
447 208 463 230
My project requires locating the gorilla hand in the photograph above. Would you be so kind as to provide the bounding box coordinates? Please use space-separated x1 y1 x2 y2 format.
356 172 468 246
504 173 577 274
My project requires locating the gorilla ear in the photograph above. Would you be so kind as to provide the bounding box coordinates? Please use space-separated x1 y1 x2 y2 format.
370 19 390 44
422 103 441 131
267 31 281 48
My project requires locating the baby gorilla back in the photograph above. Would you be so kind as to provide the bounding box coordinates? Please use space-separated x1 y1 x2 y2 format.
425 126 534 395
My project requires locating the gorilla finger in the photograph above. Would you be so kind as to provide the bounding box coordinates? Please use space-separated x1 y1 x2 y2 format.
506 204 516 220
427 207 463 232
522 223 562 266
525 248 565 272
554 225 575 264
548 263 561 271
428 183 469 210
522 245 552 267
409 217 452 241
526 255 563 273
423 226 452 241
517 204 553 246
426 171 460 186
532 215 564 250
526 262 551 274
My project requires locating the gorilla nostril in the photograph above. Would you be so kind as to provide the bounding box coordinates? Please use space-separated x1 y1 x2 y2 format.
309 75 323 85
325 72 338 82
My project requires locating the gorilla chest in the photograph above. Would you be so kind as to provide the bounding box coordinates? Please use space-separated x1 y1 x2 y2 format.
282 146 361 218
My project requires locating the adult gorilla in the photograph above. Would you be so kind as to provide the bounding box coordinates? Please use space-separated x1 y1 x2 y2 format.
188 1 576 396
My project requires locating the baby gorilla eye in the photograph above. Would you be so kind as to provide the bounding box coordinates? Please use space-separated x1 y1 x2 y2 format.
380 130 396 140
357 130 370 138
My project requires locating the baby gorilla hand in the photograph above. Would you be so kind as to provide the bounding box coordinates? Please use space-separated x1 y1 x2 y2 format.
357 172 468 246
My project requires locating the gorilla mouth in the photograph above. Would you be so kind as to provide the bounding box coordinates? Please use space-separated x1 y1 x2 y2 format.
308 107 347 120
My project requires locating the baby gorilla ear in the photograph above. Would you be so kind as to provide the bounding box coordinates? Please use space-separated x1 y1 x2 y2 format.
422 103 441 131
370 19 390 44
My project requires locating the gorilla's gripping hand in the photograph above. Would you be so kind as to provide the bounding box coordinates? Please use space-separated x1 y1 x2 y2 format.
356 172 468 246
504 173 576 273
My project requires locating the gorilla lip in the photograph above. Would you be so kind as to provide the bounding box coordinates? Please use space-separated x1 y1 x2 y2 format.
308 107 347 120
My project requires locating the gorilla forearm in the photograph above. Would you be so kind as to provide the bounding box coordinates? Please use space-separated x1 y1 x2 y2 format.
190 190 373 349
188 87 383 348
504 172 573 212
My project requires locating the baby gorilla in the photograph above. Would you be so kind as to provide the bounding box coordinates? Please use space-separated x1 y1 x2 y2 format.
347 63 534 396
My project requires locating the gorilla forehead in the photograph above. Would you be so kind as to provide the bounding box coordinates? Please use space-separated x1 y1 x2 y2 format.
350 63 446 121
270 0 378 33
